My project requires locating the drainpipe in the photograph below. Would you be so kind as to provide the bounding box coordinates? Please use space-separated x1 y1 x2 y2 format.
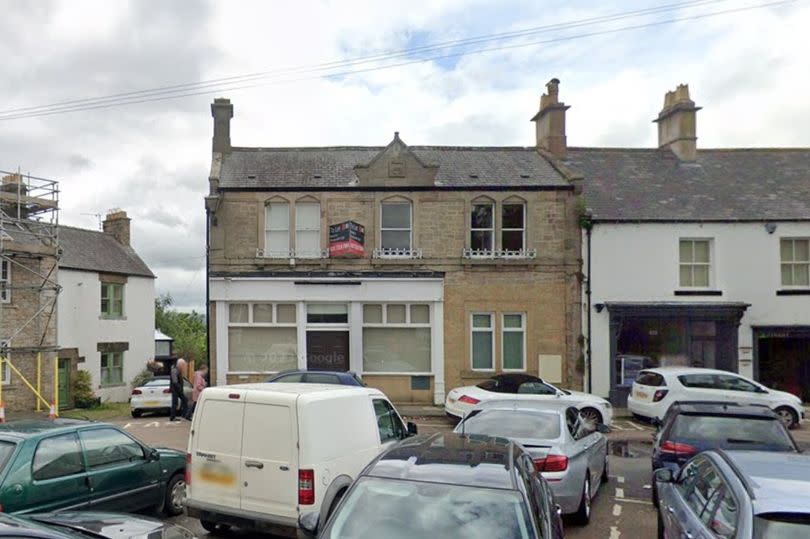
585 220 593 394
205 208 211 381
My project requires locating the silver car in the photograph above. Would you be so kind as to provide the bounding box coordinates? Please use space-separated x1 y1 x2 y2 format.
454 399 609 525
655 449 810 538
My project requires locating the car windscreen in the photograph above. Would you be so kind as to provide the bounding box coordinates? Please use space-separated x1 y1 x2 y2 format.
460 410 561 440
323 477 535 539
0 441 16 470
143 378 170 387
670 415 796 450
754 513 810 539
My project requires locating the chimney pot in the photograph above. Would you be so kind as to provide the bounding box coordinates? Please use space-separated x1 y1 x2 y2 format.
654 84 701 161
531 77 570 159
103 210 131 246
211 98 234 153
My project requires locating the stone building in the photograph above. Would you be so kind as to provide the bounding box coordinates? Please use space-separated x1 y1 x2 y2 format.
205 83 583 404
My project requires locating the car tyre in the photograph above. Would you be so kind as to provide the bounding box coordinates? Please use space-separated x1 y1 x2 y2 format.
572 475 591 525
657 509 665 539
580 407 603 426
164 473 186 516
775 406 798 429
131 409 142 418
200 520 231 534
652 481 659 508
601 455 609 485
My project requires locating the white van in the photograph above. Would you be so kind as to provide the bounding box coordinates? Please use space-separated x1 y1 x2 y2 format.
185 383 416 535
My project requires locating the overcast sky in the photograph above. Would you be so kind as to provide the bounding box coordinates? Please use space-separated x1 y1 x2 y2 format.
1 0 807 312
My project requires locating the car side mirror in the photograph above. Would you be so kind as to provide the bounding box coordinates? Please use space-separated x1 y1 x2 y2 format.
651 418 662 430
147 448 160 462
407 422 418 436
596 424 610 434
556 391 564 398
653 468 673 484
298 512 319 537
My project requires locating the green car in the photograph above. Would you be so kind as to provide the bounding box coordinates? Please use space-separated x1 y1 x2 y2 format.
0 419 186 516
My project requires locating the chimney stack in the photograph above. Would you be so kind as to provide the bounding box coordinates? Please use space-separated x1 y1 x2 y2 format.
531 78 570 159
654 84 701 161
103 210 131 246
211 98 234 153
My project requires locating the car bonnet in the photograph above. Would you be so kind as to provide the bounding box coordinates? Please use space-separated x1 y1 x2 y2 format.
29 513 194 539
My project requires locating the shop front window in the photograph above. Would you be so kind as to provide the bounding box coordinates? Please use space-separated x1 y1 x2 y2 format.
228 302 298 372
362 304 431 373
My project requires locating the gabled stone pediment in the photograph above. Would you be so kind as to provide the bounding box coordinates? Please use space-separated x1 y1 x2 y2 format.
354 132 438 187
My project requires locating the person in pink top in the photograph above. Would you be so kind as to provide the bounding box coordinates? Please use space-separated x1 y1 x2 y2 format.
187 364 208 419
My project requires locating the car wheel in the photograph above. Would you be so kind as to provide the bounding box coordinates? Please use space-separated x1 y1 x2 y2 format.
164 473 186 516
601 455 609 484
572 475 591 525
775 407 798 429
580 407 603 425
200 520 231 534
657 509 665 539
131 409 142 418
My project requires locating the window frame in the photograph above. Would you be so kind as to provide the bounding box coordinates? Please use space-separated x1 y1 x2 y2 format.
78 427 146 469
679 238 713 288
780 237 810 288
227 302 299 375
264 201 291 257
0 259 10 303
362 303 432 375
100 351 124 387
294 201 321 259
373 398 407 443
470 312 496 372
379 201 413 254
31 432 85 482
501 313 526 372
469 201 495 254
0 340 10 385
100 282 124 318
501 202 526 253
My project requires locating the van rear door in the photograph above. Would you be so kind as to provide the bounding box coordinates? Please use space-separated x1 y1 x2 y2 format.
240 398 298 520
189 394 244 509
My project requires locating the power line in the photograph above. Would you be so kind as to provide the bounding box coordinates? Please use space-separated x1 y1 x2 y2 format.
0 0 793 121
0 0 726 117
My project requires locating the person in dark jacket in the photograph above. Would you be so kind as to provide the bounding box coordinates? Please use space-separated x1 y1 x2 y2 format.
169 358 188 421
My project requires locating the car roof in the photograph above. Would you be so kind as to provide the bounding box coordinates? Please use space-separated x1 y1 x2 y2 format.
719 451 810 515
272 369 358 377
668 402 778 419
473 399 577 413
0 419 93 440
205 383 383 403
640 367 731 376
364 432 520 490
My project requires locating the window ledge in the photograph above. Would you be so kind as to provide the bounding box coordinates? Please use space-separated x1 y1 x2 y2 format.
462 248 537 260
673 290 723 296
99 316 127 321
372 248 423 259
255 248 330 259
99 383 126 389
776 289 810 296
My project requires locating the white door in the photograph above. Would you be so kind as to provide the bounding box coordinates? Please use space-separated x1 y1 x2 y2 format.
240 402 298 519
713 374 770 406
677 372 727 402
190 399 244 509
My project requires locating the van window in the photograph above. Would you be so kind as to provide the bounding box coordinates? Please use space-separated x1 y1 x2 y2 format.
243 403 292 462
33 434 84 481
373 399 405 443
197 400 244 455
636 371 666 387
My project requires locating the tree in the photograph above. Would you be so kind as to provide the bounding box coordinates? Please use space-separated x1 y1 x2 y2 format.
155 293 207 365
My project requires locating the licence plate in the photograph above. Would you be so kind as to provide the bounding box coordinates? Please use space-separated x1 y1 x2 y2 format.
635 391 648 400
199 463 236 486
144 400 161 407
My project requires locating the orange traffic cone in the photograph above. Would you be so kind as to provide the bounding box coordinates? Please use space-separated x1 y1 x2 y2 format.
0 402 5 423
48 402 57 420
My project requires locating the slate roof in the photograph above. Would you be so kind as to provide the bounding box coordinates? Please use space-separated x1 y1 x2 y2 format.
566 148 810 222
219 146 570 189
59 226 155 278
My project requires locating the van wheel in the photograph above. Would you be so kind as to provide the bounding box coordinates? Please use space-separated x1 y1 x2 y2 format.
200 520 231 534
131 409 142 418
572 476 591 525
164 474 186 516
775 407 798 429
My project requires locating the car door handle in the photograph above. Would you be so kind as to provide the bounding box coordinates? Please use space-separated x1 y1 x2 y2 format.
667 505 675 514
684 532 694 539
245 461 264 470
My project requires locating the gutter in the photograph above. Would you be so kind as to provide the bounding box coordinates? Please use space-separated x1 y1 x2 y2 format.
585 222 593 394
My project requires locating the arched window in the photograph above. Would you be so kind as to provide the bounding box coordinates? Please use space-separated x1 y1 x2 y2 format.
264 197 290 256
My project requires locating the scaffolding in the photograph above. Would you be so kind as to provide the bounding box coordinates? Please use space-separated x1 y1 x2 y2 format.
0 169 61 415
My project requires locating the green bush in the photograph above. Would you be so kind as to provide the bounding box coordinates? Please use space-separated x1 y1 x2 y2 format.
73 370 99 409
131 368 154 389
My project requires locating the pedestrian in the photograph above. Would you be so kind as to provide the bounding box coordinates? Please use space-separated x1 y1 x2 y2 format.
186 364 208 419
170 358 188 421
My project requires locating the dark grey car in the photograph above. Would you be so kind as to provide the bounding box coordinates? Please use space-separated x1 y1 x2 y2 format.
655 449 810 538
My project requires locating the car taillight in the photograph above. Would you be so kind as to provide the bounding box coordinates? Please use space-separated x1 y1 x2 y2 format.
652 389 669 402
298 469 315 505
163 388 172 394
131 389 142 395
660 441 697 456
534 454 569 473
185 453 191 486
458 395 480 405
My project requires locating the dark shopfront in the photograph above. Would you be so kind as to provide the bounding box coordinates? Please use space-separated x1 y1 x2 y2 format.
605 302 749 406
755 326 810 402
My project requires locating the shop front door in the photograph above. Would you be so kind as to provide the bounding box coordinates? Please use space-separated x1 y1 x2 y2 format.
306 331 350 371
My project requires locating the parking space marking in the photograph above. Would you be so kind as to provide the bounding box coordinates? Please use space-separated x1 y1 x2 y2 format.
609 525 621 539
616 497 653 506
611 423 626 431
628 421 647 431
615 487 625 499
617 476 625 484
145 422 160 428
612 504 622 516
123 423 132 429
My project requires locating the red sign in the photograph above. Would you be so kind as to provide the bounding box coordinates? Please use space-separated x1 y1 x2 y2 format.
329 221 365 258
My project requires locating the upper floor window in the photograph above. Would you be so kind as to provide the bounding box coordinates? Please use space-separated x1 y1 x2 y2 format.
295 202 321 258
0 260 9 303
679 239 711 287
380 202 412 251
265 202 290 256
101 282 124 318
502 203 525 252
470 203 494 251
781 238 809 287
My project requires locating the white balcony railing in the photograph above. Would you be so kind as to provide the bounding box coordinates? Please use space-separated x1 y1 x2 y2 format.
462 248 537 260
255 248 329 259
372 247 423 259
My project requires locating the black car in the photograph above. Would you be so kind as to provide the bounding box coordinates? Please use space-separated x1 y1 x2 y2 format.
0 511 193 538
266 369 364 386
299 432 564 539
651 401 800 505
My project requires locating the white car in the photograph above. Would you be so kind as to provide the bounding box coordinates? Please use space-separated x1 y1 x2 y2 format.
445 373 613 426
628 367 805 428
130 375 193 417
